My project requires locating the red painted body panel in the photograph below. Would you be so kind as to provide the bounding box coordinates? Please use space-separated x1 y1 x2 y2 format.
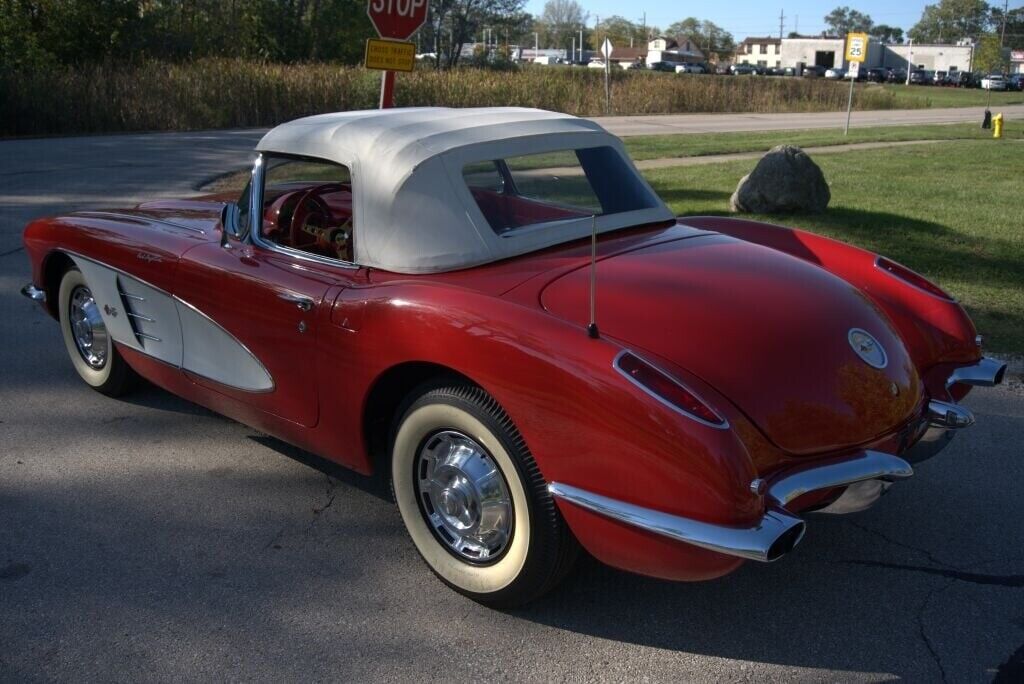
21 199 983 584
539 233 923 456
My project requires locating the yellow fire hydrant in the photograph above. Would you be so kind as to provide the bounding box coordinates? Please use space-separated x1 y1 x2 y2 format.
993 112 1003 139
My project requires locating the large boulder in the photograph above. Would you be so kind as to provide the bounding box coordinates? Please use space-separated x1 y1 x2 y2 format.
729 145 831 214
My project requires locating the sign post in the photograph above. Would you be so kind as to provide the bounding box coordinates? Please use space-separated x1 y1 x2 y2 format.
600 38 613 114
843 32 867 135
366 0 429 109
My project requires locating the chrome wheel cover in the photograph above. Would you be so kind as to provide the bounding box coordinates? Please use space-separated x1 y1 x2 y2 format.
414 430 514 563
69 286 108 369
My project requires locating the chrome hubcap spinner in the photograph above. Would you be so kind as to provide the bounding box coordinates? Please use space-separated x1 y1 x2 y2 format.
415 430 513 563
69 286 108 369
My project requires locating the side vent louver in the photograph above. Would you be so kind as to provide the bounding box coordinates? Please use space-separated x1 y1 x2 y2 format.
117 277 161 346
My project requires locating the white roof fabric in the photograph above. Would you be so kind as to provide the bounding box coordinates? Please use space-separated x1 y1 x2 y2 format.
256 107 674 273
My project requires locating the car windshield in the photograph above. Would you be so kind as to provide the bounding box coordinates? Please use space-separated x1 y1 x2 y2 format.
462 146 661 235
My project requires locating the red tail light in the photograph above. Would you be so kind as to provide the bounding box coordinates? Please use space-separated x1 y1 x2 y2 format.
876 257 953 300
614 351 727 428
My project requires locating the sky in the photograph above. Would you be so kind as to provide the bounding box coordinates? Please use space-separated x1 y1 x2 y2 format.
521 1 1016 41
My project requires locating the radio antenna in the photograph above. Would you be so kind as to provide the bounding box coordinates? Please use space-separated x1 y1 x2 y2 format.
587 214 599 339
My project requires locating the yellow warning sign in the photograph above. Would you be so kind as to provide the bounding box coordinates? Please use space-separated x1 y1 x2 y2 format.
845 32 868 63
365 38 415 72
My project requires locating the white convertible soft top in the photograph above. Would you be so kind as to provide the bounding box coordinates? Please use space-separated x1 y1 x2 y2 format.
257 107 674 273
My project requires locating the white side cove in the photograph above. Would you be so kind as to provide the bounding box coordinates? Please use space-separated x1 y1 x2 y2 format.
69 254 273 392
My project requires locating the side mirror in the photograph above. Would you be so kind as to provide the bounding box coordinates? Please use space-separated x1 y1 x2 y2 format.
220 203 242 248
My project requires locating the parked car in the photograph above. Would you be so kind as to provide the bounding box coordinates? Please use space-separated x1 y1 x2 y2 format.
647 61 677 72
20 107 1006 607
933 70 947 85
909 70 932 85
783 66 798 76
730 63 757 75
1009 73 1024 91
675 63 706 74
765 66 785 76
886 68 908 83
586 59 606 69
824 67 847 79
864 67 888 82
981 74 1007 90
802 65 826 78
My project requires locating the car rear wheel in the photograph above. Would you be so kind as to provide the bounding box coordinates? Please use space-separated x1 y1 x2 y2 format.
58 268 138 397
391 383 578 607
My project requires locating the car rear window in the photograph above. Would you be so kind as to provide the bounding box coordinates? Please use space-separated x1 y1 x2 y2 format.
462 146 660 235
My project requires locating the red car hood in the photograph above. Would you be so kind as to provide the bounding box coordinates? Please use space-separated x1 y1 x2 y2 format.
540 233 923 455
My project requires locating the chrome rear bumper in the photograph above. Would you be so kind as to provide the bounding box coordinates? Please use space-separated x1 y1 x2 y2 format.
550 357 1005 564
549 450 912 563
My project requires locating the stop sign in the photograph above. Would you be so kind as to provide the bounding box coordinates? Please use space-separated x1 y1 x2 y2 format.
367 0 428 40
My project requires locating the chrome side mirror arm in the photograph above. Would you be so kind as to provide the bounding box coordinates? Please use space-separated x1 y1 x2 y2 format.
220 203 241 248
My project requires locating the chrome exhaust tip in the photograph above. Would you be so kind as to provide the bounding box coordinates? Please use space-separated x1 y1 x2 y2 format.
947 357 1007 388
765 517 807 562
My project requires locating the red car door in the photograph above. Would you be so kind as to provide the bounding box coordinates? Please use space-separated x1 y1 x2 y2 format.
175 241 353 427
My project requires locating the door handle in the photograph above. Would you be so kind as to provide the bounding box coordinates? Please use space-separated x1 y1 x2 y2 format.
278 292 314 311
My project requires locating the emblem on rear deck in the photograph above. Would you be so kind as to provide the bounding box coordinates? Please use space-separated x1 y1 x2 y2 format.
848 328 887 369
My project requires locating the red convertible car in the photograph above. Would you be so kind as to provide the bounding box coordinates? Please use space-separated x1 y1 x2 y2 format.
21 108 1005 606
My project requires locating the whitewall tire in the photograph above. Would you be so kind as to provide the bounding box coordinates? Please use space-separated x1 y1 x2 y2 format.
58 268 138 397
391 383 577 606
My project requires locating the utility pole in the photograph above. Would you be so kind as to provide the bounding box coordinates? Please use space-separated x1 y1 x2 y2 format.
779 9 785 40
580 26 584 62
1000 0 1009 68
906 39 913 85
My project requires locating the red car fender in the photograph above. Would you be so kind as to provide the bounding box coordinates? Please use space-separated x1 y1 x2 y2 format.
685 217 980 395
312 281 767 579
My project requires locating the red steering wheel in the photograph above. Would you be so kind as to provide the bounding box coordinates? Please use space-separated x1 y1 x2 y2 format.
289 183 347 249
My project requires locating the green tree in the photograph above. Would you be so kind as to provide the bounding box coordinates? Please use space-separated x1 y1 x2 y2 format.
824 6 874 35
590 15 645 49
909 0 991 43
869 24 904 43
534 0 587 51
664 17 735 55
989 5 1024 50
974 33 1006 73
424 0 528 68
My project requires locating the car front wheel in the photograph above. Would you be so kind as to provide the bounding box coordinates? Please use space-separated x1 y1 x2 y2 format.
58 268 138 397
391 383 577 606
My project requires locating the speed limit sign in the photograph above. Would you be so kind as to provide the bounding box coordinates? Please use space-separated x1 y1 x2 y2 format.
845 32 868 63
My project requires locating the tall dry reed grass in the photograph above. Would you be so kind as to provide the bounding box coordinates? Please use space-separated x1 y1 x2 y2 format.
0 59 908 136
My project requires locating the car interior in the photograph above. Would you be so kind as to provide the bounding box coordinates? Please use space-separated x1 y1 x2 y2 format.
260 158 354 262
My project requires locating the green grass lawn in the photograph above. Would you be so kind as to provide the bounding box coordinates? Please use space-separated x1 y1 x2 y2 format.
872 83 1024 108
642 139 1024 354
622 122 1023 161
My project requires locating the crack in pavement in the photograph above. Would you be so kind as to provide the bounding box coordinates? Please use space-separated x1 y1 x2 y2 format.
845 560 1024 588
311 474 337 516
843 519 952 568
917 581 954 683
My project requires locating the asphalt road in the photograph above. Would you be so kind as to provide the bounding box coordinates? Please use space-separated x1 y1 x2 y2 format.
2 120 1024 682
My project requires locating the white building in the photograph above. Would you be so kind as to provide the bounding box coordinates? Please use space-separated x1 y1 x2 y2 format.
772 35 974 72
736 37 782 69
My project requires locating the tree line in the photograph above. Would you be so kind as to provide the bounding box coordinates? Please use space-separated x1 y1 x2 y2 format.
0 0 735 70
820 0 1022 48
2 0 1019 72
